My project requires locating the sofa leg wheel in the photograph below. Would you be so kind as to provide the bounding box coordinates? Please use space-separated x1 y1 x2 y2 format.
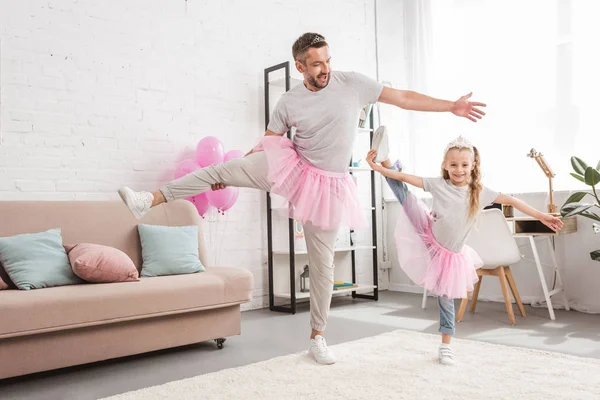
215 338 226 349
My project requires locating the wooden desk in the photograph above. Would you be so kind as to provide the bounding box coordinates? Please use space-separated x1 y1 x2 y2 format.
507 216 577 237
505 216 577 320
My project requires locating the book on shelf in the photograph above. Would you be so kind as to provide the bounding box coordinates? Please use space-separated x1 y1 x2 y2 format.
333 281 358 290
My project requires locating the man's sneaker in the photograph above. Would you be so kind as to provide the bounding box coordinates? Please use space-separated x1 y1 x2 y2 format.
371 125 389 163
308 335 336 365
438 344 456 366
118 187 153 219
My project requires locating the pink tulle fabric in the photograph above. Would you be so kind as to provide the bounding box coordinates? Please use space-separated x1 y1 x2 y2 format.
394 193 482 299
254 136 366 231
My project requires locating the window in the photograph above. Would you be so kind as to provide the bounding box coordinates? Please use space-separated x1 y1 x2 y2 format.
382 0 600 195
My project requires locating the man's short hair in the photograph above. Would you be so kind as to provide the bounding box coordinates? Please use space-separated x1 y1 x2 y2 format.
292 33 328 63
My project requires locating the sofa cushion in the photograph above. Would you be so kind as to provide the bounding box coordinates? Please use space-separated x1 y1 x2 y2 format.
0 275 7 290
0 267 253 338
138 224 205 277
0 229 83 290
66 243 139 283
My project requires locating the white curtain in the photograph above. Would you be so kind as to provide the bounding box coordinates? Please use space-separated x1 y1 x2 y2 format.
398 0 600 195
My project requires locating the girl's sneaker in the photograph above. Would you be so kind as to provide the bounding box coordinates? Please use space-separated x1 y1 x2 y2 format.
371 125 389 162
438 344 456 366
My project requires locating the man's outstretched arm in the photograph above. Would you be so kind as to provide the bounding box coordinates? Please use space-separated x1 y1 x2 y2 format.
378 87 486 122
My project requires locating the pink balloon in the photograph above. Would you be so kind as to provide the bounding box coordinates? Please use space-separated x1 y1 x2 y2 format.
196 136 224 167
175 158 199 179
224 150 245 162
221 187 239 212
206 186 236 210
190 193 210 217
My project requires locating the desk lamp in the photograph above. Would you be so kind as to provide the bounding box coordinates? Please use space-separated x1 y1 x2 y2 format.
527 148 558 214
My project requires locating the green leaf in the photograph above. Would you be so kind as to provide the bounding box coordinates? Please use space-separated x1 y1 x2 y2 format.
584 166 600 186
591 250 600 262
597 160 600 171
571 157 589 175
560 203 593 217
563 191 590 205
570 173 585 183
581 211 600 222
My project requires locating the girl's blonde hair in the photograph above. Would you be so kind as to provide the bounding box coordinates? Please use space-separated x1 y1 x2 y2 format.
441 146 482 220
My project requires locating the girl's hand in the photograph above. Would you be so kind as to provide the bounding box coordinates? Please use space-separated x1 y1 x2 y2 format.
366 150 381 171
540 214 564 232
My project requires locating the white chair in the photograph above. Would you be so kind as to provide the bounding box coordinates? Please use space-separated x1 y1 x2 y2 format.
422 209 526 325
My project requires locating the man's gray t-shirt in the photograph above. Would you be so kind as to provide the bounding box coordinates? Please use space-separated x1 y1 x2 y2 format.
267 71 384 173
423 177 500 252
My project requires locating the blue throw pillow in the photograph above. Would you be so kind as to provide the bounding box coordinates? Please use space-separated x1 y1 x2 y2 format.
0 228 83 290
137 224 205 277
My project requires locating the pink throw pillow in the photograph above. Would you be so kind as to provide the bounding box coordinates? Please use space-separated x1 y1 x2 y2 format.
65 243 139 283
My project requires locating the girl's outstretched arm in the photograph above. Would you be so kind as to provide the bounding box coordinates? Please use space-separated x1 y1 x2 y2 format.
366 150 424 189
494 193 564 232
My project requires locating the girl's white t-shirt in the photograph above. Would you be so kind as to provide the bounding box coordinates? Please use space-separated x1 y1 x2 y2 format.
423 177 500 252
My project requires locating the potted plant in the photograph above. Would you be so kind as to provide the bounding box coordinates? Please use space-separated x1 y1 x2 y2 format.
560 157 600 262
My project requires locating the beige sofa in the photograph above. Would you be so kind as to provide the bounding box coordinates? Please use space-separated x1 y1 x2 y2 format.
0 200 253 379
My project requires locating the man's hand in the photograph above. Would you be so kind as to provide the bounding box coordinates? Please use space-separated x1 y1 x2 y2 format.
211 183 225 191
451 92 486 122
540 214 564 232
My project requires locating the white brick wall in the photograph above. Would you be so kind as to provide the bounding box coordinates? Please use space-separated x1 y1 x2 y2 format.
0 0 379 310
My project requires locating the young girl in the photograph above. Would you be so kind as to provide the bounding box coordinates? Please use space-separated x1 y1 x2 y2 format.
366 134 563 366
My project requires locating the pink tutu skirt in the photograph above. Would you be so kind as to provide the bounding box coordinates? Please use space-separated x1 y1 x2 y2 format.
254 136 366 231
394 192 482 299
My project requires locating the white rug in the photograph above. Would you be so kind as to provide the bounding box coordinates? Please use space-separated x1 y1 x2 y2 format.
102 329 600 400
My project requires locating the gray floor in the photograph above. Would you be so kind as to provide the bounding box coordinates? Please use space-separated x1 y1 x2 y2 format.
1 291 599 400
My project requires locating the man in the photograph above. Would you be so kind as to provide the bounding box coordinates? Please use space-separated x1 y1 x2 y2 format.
118 32 486 365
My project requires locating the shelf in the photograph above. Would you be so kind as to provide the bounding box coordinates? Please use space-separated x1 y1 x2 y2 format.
270 77 303 88
274 284 377 299
273 245 375 255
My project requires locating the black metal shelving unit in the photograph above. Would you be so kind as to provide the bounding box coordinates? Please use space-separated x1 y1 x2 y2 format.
264 62 378 314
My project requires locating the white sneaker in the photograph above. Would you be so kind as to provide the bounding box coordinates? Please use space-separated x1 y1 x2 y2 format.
438 344 456 366
371 125 389 163
308 335 336 365
118 187 153 219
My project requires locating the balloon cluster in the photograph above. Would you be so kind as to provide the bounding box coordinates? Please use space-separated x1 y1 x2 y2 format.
174 136 244 217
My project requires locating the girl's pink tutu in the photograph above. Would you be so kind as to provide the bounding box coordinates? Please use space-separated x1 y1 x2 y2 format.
254 136 366 231
394 193 482 299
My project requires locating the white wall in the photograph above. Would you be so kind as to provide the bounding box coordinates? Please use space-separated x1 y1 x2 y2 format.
0 0 379 310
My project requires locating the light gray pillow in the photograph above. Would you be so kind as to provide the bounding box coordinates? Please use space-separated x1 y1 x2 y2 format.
138 224 205 277
0 228 83 290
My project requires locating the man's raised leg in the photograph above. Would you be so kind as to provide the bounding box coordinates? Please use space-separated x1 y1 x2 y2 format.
118 152 272 219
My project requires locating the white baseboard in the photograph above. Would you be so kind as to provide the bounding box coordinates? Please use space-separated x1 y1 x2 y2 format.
388 283 562 306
